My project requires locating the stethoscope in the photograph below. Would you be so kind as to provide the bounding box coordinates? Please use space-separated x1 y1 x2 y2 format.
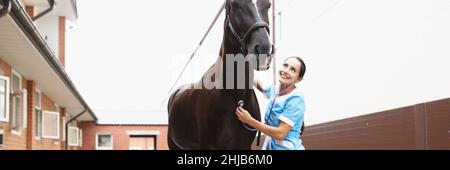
238 83 297 131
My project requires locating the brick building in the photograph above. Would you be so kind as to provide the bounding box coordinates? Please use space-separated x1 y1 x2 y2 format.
0 0 96 150
79 111 168 150
1 1 170 150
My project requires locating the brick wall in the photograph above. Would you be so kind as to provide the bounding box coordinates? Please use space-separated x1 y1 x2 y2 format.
79 122 169 150
302 98 450 150
0 59 27 150
25 80 34 149
25 6 35 18
0 4 79 150
32 93 59 150
0 59 73 150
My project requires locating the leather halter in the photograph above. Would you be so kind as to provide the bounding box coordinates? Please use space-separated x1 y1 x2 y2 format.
226 1 270 147
225 1 270 54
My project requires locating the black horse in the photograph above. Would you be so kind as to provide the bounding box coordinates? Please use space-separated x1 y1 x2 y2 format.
168 0 273 150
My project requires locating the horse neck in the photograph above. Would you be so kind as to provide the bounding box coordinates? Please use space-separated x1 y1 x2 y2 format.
215 29 254 98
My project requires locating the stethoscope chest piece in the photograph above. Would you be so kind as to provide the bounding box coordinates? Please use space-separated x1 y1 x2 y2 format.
237 100 244 107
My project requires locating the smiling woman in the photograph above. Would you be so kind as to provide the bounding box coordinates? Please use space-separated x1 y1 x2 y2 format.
236 56 306 150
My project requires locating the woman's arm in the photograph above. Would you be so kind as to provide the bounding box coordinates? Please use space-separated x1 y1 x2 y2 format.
235 107 291 141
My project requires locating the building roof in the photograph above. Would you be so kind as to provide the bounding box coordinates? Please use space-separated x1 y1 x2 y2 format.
95 110 168 125
1 0 96 121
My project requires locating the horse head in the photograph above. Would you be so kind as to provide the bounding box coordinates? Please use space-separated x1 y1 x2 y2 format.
224 0 273 71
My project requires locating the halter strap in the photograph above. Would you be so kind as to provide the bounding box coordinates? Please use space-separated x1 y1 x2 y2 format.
225 2 270 54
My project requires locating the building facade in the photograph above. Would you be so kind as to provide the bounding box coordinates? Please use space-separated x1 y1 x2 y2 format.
0 0 96 150
79 111 168 150
79 122 168 150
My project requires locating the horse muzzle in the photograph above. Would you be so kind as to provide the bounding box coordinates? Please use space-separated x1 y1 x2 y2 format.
256 53 273 71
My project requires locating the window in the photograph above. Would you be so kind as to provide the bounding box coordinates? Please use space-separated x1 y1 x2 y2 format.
42 111 60 139
34 90 41 108
79 129 83 147
127 131 159 150
68 126 79 146
10 70 27 133
35 109 42 138
34 89 41 139
0 75 9 122
96 133 113 150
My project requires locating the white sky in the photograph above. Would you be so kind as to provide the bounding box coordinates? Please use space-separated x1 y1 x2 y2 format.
67 0 450 125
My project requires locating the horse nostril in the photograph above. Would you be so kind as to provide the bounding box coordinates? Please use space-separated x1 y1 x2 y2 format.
255 44 270 54
254 45 260 54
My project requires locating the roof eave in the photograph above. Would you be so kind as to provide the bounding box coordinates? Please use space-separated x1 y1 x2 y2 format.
8 0 96 121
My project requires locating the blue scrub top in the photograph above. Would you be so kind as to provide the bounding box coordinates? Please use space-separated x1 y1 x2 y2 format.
262 85 305 150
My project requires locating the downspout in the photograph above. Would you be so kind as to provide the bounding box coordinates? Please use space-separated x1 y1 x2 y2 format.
65 109 86 150
0 0 11 18
32 0 54 21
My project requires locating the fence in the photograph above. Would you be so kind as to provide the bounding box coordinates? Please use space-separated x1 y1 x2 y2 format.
302 98 450 149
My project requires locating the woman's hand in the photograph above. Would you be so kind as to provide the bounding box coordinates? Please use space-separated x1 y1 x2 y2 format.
235 106 292 141
235 106 255 124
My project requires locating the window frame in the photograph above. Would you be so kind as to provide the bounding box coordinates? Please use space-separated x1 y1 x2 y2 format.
41 111 60 139
79 129 83 147
10 69 27 135
34 88 42 140
96 133 113 150
21 89 27 129
68 126 79 146
0 75 9 123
